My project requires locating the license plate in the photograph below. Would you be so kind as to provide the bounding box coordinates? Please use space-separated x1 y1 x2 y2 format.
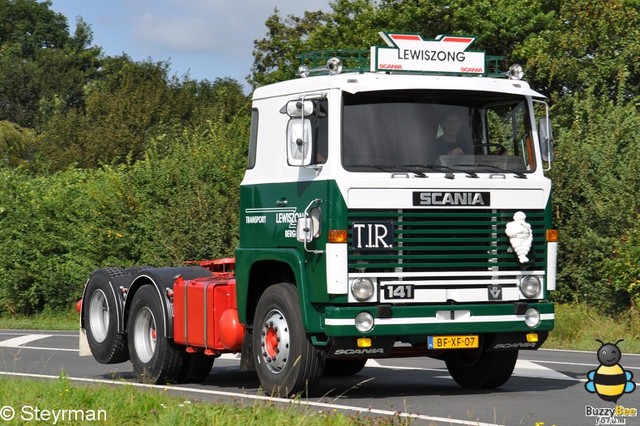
428 335 479 350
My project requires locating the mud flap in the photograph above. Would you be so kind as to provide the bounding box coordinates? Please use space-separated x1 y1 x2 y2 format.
78 328 91 356
239 330 255 372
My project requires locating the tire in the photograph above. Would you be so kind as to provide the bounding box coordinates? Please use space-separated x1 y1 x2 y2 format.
84 268 129 364
445 339 518 388
324 358 367 376
178 352 215 383
127 285 184 384
253 283 324 396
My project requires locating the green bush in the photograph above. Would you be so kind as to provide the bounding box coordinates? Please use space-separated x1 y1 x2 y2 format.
0 117 248 315
549 93 640 312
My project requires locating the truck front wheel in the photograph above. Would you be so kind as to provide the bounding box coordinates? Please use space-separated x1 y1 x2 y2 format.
445 343 518 388
127 285 184 384
253 283 324 396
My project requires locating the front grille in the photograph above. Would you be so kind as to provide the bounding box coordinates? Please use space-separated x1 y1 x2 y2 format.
348 209 545 273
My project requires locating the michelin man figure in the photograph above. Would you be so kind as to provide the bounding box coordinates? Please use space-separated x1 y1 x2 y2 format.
505 211 532 263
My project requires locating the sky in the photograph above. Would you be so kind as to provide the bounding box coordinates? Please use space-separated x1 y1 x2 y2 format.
49 0 333 92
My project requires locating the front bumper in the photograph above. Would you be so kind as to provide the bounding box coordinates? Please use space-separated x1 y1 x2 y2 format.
321 302 554 337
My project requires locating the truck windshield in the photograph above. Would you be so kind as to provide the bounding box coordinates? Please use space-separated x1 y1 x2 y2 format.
342 90 536 175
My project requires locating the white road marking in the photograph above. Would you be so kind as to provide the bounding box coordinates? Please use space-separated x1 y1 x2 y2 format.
0 371 502 426
365 358 580 382
0 334 53 347
513 359 577 381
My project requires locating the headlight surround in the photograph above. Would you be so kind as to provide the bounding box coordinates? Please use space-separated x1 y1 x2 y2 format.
519 275 541 299
351 278 374 301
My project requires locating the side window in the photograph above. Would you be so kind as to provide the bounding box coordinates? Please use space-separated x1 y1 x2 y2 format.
247 108 258 169
484 102 535 171
313 100 328 164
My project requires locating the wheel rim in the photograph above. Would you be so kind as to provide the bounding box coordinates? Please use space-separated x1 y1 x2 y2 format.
133 306 157 364
88 289 109 343
259 308 290 374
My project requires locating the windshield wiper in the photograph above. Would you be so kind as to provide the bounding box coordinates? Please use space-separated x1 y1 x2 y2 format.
403 164 478 180
471 163 527 179
346 164 427 178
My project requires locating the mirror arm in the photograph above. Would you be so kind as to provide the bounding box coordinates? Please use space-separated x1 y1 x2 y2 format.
297 198 324 254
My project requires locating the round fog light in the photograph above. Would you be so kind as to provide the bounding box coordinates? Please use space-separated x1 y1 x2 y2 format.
351 278 374 301
525 308 541 328
520 276 541 299
355 311 374 333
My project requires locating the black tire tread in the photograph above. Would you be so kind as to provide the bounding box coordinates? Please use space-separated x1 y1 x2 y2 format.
84 268 129 364
253 283 324 396
127 285 184 384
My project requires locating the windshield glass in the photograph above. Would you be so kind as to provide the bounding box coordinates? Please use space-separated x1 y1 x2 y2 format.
342 90 536 174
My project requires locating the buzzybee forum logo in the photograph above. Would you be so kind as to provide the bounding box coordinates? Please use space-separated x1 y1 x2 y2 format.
584 339 637 425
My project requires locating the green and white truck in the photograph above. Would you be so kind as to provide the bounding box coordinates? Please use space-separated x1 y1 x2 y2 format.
80 32 557 396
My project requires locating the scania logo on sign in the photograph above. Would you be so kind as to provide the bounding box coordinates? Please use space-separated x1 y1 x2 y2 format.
413 191 490 206
333 348 385 355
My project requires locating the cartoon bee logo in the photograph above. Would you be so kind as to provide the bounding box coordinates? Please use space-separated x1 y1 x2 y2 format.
585 339 636 403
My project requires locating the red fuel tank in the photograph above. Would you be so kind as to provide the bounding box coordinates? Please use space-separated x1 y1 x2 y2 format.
173 275 244 353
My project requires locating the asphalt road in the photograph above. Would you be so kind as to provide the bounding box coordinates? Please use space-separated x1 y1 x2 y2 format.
0 330 638 426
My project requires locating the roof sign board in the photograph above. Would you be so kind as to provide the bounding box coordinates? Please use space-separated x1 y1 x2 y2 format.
371 32 486 75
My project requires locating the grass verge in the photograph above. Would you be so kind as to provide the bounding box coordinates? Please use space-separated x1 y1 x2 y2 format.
0 375 406 426
0 307 78 330
546 303 640 353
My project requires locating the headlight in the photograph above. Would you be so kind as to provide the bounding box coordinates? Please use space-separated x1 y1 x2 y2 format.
355 311 374 333
525 308 541 328
351 278 374 301
520 276 541 298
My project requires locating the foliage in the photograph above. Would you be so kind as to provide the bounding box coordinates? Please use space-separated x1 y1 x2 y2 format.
0 121 37 167
546 304 640 353
0 0 101 128
604 226 640 307
0 116 248 314
518 0 640 100
37 58 249 171
549 92 640 312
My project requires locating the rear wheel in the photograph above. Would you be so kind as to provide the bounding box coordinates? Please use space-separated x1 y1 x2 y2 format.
84 268 129 364
253 283 324 396
127 285 183 384
445 339 518 388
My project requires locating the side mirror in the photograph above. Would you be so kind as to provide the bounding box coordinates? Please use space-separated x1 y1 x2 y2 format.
296 217 314 243
287 119 313 166
538 118 555 163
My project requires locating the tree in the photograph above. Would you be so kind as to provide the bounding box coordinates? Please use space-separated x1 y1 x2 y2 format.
518 0 640 99
0 0 101 128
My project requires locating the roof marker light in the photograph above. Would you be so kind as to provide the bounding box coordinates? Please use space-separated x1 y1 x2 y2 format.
507 64 524 80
